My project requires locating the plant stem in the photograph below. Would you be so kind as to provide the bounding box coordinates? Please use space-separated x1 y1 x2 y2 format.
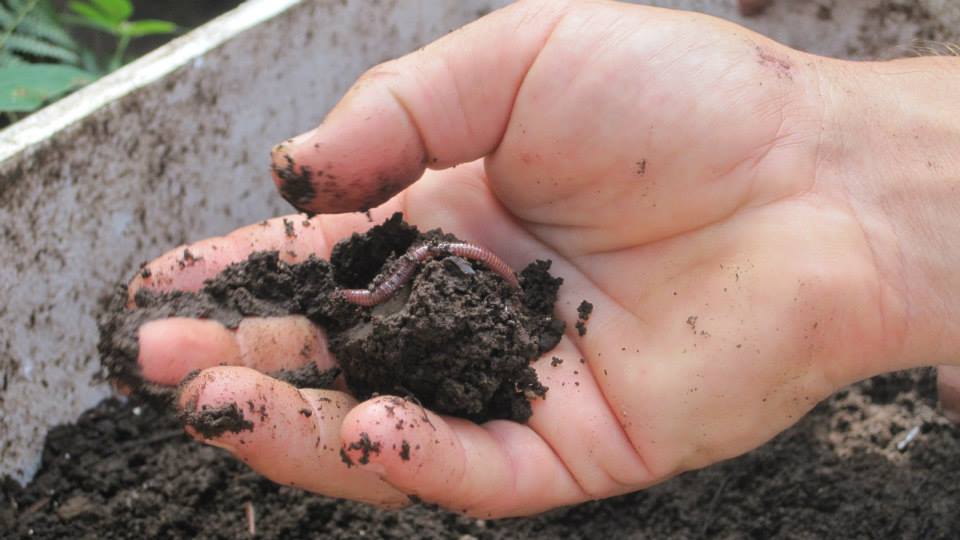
108 32 130 72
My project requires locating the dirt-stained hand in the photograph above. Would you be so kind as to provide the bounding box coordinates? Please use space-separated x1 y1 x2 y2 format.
130 0 960 517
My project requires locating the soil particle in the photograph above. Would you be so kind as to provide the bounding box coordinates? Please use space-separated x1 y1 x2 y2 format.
399 440 411 461
282 218 296 238
98 213 564 423
269 364 340 389
347 433 382 465
180 403 253 438
339 448 354 468
575 300 593 337
551 356 563 367
635 159 646 176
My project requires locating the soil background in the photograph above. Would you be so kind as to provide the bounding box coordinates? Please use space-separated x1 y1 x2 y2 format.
2 370 957 539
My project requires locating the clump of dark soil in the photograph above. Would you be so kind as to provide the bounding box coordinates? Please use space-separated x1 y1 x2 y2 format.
179 403 253 439
98 213 564 423
3 370 958 539
575 300 592 337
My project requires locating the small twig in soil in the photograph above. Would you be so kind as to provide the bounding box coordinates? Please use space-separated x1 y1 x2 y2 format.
699 474 730 538
19 496 50 517
332 242 519 307
244 501 256 536
114 429 186 451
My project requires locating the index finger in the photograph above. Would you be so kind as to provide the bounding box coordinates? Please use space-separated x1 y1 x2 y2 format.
130 204 400 301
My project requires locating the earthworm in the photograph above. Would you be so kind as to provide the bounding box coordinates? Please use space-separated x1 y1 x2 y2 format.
333 242 520 307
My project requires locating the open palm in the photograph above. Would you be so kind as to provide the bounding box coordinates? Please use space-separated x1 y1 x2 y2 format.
133 1 921 517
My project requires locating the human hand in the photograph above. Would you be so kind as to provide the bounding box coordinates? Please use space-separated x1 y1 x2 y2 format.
130 0 960 517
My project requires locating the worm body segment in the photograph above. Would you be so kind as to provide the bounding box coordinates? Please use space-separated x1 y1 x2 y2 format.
334 242 519 307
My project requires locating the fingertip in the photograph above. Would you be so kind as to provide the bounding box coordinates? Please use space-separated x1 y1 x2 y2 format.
341 396 466 496
176 367 406 504
270 91 426 215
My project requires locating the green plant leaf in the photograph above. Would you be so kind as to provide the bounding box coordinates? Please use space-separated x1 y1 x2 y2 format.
6 33 78 63
0 5 14 29
0 63 94 112
91 0 130 22
66 1 117 30
120 19 175 37
61 13 115 34
20 11 77 49
79 47 99 74
0 50 26 66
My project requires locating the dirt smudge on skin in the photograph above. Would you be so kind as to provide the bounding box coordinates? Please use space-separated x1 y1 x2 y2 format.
272 153 317 214
346 433 382 465
755 45 793 79
179 402 253 438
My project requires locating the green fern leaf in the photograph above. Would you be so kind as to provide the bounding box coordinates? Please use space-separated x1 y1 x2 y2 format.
0 0 83 67
6 34 78 63
20 12 77 49
0 50 25 66
0 6 14 29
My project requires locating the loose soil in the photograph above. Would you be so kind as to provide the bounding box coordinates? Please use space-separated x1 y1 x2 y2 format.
13 215 957 538
99 213 564 423
2 369 957 538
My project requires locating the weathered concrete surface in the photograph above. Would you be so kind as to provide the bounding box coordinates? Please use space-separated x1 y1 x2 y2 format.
640 0 960 59
0 0 506 484
2 0 959 485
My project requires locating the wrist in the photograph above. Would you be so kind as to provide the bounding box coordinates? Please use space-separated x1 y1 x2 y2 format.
815 56 960 371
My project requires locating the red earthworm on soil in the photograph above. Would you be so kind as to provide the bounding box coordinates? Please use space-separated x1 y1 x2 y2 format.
333 242 520 307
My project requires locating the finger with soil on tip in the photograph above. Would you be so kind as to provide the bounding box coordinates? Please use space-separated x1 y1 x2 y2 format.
139 316 335 387
339 395 586 517
268 2 567 215
128 207 400 305
178 366 407 507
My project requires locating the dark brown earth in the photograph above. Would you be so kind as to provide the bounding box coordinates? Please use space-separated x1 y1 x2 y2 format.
99 213 563 423
3 369 958 539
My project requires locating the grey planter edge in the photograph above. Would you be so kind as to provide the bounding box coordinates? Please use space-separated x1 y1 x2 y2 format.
0 0 300 164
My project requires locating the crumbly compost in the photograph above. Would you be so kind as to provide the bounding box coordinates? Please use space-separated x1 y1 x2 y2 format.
98 213 564 422
4 370 959 539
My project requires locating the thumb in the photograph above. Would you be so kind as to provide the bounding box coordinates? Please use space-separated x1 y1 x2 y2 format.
270 0 569 214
